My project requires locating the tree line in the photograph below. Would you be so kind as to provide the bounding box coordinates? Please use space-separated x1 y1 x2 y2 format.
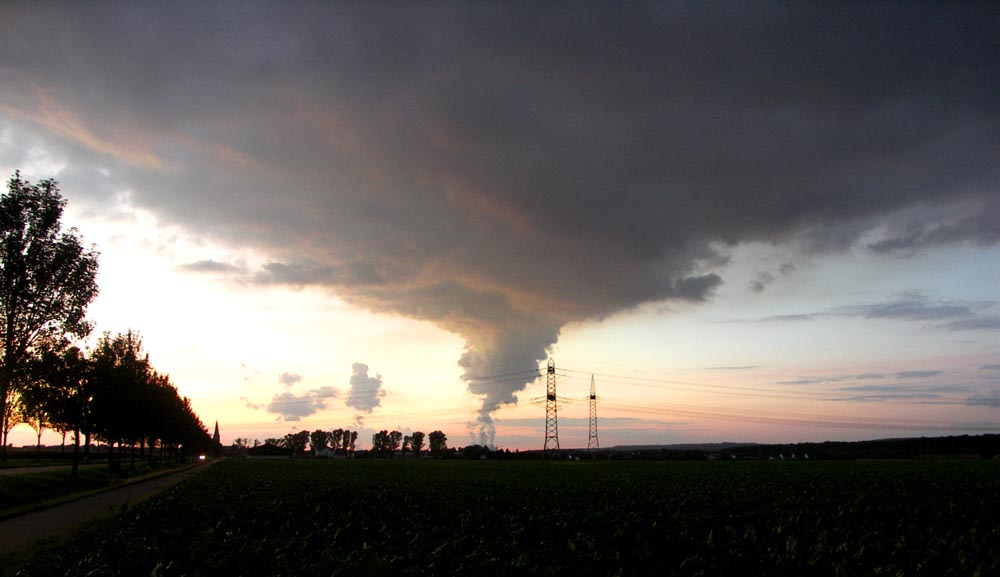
235 428 449 458
235 428 359 457
369 429 448 457
0 172 212 475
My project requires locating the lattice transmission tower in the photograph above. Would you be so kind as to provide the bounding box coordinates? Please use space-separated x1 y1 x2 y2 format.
587 374 599 452
543 358 560 456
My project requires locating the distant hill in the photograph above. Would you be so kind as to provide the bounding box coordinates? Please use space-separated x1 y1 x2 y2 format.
720 434 1000 460
572 434 1000 460
608 442 756 453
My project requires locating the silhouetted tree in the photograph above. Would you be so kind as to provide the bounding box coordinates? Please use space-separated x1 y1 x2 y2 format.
335 429 358 454
0 172 99 460
370 430 403 457
1 389 23 450
330 428 344 453
29 345 92 474
310 429 330 455
371 430 390 456
388 430 402 453
146 372 210 463
88 330 151 470
85 330 210 469
428 430 447 456
283 430 310 457
18 383 51 458
411 431 425 457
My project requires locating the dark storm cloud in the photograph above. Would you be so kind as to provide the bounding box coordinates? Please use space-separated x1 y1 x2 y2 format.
749 272 775 294
749 261 798 294
2 3 998 442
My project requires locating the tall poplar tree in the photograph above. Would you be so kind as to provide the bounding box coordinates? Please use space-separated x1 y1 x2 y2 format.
0 172 99 459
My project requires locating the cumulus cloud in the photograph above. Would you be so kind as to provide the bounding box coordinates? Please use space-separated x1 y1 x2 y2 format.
278 372 303 389
242 371 339 421
265 385 339 421
1 4 998 440
346 363 386 414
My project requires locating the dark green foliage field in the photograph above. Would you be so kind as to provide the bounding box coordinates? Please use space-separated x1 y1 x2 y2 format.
0 468 115 517
8 458 1000 576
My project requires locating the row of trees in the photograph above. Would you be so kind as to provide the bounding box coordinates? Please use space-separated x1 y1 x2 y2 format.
238 428 361 458
370 429 447 457
0 172 211 474
237 428 449 458
6 331 212 472
310 428 359 455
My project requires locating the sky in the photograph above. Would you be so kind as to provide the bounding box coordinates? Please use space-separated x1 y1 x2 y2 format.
1 3 999 450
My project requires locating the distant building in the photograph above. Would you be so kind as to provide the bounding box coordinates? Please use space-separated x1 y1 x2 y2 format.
212 421 224 456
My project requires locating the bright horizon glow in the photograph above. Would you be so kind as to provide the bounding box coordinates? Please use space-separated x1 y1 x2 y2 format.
6 200 998 449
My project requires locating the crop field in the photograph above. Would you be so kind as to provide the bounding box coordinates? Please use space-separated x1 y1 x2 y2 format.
7 458 1000 576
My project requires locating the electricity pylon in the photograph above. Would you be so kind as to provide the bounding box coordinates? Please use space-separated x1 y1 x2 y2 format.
543 359 559 456
587 374 599 452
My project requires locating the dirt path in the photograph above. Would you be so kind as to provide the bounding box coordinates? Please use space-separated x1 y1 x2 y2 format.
0 461 214 556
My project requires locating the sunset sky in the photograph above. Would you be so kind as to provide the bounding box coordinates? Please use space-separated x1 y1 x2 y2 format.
2 3 998 450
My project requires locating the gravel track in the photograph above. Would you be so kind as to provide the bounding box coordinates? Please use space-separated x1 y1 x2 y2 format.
0 461 213 556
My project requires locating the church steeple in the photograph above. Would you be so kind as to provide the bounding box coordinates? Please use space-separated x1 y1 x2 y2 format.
212 420 221 445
